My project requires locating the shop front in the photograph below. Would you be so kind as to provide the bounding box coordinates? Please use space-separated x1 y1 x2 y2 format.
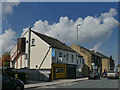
52 63 77 80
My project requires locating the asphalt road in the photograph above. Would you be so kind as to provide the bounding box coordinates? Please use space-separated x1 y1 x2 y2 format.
25 78 119 89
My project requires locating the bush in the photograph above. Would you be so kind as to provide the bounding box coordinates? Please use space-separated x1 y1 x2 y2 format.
5 71 28 84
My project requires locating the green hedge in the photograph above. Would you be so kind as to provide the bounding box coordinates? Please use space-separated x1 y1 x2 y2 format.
5 71 28 84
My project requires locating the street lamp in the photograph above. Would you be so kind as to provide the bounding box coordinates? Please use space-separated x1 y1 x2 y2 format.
76 24 81 62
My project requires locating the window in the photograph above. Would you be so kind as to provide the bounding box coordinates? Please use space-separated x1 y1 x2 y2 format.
56 67 65 73
77 60 78 64
71 55 74 63
56 67 60 73
25 53 27 59
83 59 85 63
61 67 65 73
31 38 35 46
66 54 68 61
59 52 62 57
92 56 94 63
80 58 81 64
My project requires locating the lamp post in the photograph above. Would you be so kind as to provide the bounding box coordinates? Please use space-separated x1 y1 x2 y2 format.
76 24 81 62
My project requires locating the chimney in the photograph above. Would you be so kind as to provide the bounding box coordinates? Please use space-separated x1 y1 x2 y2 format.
110 55 113 60
91 50 95 52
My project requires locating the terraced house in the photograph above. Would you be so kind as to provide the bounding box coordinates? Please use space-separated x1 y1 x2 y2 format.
10 28 84 81
96 52 114 73
70 44 102 76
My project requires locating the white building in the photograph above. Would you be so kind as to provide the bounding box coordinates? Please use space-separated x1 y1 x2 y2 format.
10 29 84 80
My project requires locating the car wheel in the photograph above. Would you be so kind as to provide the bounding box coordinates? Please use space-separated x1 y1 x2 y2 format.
16 86 22 90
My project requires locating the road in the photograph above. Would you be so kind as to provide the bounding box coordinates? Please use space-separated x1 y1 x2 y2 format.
25 78 119 89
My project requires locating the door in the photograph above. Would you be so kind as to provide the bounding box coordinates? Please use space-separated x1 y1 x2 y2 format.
53 67 56 80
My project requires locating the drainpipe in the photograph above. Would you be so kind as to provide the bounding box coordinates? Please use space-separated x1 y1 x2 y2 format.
27 27 32 69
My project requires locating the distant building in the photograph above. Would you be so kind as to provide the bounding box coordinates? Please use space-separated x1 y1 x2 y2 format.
70 44 102 76
10 30 84 80
96 52 114 73
2 54 10 68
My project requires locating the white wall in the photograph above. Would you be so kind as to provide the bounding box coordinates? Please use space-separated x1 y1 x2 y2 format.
52 48 83 78
29 32 52 69
10 31 83 69
52 48 83 65
11 31 52 69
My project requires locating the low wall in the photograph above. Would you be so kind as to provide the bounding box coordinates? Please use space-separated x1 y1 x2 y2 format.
16 69 51 82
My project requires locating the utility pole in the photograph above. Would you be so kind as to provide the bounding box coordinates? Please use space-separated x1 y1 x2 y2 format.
27 27 32 69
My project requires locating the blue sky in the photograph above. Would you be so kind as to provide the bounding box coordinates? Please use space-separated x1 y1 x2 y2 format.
3 2 118 34
2 2 119 64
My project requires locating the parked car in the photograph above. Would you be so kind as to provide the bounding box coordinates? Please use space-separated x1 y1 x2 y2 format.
88 72 100 80
2 73 24 90
107 71 119 79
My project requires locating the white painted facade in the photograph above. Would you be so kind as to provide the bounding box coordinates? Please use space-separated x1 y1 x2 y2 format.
10 31 52 69
53 48 83 66
10 30 83 71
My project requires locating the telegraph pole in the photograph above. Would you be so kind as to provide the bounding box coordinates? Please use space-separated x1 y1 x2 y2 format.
27 27 32 69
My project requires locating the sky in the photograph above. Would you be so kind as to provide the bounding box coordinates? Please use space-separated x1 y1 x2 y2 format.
1 2 119 64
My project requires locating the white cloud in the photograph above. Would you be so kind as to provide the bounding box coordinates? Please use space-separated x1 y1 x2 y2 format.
21 27 29 37
1 1 20 34
0 29 17 55
22 8 118 45
2 1 20 15
101 8 117 18
91 42 102 52
0 1 20 55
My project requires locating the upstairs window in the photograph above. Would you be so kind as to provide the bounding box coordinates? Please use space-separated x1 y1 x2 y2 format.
25 53 27 59
71 55 74 63
77 60 78 64
66 54 68 61
59 52 62 57
80 58 81 64
31 38 35 46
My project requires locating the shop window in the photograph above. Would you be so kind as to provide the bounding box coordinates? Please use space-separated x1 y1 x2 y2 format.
56 67 65 73
61 67 65 73
56 67 60 73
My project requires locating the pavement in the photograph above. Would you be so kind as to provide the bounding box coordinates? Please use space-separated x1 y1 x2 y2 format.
25 77 88 89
